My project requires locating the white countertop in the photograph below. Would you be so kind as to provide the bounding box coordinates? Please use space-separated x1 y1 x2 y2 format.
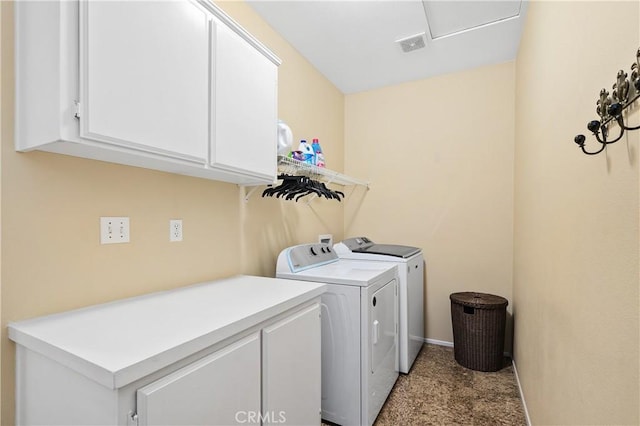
8 275 326 389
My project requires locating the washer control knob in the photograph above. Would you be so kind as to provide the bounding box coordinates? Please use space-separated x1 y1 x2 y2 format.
326 246 332 253
321 247 326 253
310 247 317 256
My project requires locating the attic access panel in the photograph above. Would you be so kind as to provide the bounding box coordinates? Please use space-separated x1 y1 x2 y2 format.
423 0 523 39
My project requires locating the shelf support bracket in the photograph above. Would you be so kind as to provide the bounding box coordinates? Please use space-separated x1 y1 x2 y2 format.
243 185 265 203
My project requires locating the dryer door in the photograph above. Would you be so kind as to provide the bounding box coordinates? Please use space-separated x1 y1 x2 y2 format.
370 279 397 373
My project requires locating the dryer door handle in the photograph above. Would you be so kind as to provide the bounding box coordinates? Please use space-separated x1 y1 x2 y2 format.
373 320 379 344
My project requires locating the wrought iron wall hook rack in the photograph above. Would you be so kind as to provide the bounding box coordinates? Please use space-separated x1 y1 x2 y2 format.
574 47 640 155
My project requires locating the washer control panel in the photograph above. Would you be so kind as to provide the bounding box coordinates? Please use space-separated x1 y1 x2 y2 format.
286 243 338 272
341 236 375 251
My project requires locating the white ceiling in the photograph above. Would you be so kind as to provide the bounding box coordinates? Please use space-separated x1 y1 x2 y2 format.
247 0 528 94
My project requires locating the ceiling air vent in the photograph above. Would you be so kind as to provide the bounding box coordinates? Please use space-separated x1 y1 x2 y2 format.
396 33 426 53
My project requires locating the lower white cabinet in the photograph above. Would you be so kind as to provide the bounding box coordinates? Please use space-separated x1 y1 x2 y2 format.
8 276 324 426
262 304 322 426
136 333 261 426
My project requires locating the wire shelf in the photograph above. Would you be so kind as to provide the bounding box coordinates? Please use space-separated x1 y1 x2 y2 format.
277 156 369 188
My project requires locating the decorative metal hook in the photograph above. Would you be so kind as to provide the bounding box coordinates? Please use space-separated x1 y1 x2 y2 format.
631 48 640 90
596 88 611 121
574 46 640 155
612 70 629 104
610 102 640 131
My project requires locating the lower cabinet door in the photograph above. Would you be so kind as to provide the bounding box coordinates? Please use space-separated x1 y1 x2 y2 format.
262 304 322 426
136 333 260 426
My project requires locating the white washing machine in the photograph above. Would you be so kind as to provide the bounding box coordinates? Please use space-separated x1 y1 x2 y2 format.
334 237 424 374
276 243 398 426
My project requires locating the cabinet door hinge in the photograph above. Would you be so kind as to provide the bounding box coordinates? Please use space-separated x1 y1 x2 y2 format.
127 412 139 426
74 101 81 119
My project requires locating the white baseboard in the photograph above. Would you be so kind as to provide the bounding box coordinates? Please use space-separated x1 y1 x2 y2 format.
424 338 453 347
424 338 513 358
512 359 532 426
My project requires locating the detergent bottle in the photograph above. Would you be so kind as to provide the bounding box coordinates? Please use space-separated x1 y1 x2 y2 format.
298 140 315 165
312 138 325 168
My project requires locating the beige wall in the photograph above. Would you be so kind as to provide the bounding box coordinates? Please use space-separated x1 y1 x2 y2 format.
344 62 516 347
0 1 344 424
0 2 3 422
215 1 346 277
514 1 639 424
3 1 639 425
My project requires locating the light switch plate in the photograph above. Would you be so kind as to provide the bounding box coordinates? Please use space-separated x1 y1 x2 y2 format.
100 217 130 244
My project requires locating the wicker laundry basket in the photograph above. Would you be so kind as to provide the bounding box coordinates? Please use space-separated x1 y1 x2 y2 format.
450 292 508 372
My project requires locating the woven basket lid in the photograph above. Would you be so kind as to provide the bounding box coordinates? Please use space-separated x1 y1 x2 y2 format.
450 292 508 309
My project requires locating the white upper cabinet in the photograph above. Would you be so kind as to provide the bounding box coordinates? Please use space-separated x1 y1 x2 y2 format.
15 0 281 185
79 0 210 163
211 18 278 180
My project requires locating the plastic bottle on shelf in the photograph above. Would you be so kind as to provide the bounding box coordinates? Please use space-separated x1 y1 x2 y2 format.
311 138 325 168
298 140 315 165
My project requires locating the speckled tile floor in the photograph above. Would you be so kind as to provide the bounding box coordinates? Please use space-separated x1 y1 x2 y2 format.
373 344 527 426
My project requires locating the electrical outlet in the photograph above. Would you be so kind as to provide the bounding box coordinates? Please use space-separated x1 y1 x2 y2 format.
100 217 130 244
170 219 183 242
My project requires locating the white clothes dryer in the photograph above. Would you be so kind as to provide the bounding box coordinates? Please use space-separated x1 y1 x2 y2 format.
334 237 424 374
276 243 398 426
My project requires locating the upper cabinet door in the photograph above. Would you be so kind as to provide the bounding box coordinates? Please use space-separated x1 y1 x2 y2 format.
79 0 210 163
211 19 278 181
